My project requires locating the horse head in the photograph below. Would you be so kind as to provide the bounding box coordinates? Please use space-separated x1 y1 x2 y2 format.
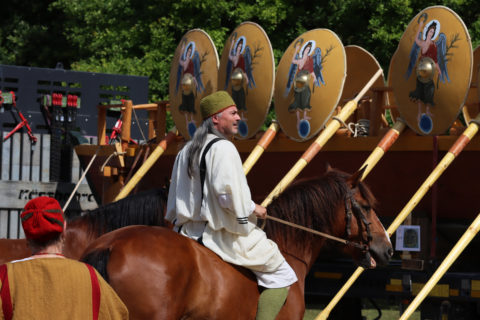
266 166 393 271
340 166 393 269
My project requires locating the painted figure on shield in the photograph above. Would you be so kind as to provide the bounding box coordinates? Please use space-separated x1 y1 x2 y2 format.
405 14 450 134
224 34 256 137
176 40 206 137
284 39 326 138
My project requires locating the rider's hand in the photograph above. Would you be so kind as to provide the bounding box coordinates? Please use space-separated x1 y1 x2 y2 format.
253 204 267 219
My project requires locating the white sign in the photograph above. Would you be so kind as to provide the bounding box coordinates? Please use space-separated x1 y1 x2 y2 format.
395 225 421 251
0 181 98 211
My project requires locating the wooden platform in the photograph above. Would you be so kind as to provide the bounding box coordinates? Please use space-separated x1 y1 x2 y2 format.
75 130 480 221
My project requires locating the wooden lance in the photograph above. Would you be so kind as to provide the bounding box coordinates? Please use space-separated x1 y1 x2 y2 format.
399 213 480 319
359 119 406 179
261 68 383 208
243 121 279 175
316 114 480 320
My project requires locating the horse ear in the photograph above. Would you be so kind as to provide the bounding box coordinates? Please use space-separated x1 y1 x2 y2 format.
325 163 333 172
347 165 367 188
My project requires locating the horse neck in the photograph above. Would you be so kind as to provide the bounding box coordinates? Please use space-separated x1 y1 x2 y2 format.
0 239 31 264
276 237 325 281
269 199 349 284
63 219 96 259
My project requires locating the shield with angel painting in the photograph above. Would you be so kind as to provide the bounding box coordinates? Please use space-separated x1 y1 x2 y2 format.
218 21 274 139
169 29 219 139
275 29 346 141
389 6 472 135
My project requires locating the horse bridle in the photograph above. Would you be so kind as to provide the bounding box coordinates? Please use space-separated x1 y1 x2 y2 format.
267 186 375 270
344 187 373 252
264 187 373 252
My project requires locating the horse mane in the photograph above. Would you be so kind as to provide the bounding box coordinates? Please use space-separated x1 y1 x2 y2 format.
82 248 111 282
265 168 377 250
68 188 168 237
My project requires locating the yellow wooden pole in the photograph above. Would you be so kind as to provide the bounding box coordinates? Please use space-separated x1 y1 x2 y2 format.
359 119 406 179
399 213 480 319
243 121 279 175
387 118 479 235
316 115 480 320
114 127 177 201
261 69 383 208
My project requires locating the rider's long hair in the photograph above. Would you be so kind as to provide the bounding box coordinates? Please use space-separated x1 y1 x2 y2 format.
187 115 226 178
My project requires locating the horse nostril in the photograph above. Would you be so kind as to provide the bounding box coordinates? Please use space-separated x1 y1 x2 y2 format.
387 247 394 258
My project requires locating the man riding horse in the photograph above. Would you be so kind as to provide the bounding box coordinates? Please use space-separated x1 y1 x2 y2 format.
166 90 297 320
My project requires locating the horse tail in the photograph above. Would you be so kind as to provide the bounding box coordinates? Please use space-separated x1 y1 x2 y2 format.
82 248 111 283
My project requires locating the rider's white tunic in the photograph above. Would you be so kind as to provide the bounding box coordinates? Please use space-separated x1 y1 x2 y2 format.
166 134 287 274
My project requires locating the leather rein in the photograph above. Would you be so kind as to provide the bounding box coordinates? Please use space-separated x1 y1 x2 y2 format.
264 187 372 252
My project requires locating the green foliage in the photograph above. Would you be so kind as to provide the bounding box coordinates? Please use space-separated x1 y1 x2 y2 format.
0 0 75 67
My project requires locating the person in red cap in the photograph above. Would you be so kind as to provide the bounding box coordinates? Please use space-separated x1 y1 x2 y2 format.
166 91 297 320
0 197 128 319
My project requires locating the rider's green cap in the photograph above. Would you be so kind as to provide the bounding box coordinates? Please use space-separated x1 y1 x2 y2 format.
200 91 236 120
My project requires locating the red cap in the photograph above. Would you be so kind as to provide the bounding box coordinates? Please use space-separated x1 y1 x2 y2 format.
21 197 64 241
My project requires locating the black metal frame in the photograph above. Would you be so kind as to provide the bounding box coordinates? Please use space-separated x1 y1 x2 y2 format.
0 64 149 139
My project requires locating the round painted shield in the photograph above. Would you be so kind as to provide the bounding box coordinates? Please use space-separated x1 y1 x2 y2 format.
274 29 346 141
218 22 274 140
169 29 219 139
341 46 385 102
389 6 472 135
341 46 387 126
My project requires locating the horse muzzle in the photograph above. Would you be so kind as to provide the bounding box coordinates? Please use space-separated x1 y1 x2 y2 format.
359 250 376 269
365 242 394 268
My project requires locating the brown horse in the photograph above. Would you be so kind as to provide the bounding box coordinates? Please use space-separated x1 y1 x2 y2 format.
82 168 393 319
0 188 168 264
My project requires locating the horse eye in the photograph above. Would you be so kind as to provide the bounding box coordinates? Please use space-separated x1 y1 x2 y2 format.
362 205 371 212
